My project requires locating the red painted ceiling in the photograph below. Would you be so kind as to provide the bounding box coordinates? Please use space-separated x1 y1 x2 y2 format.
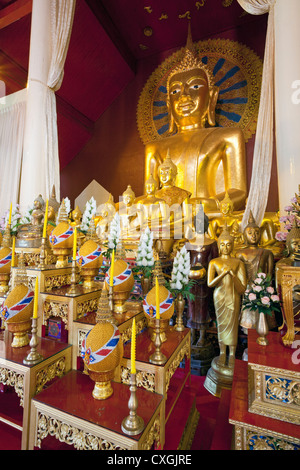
0 0 265 169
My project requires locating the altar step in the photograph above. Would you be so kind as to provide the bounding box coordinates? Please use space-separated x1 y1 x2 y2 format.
190 376 233 451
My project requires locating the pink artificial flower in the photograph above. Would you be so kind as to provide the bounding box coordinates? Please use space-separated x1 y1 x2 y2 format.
266 286 274 294
275 231 287 242
249 293 256 301
253 285 262 293
257 273 266 278
271 295 280 302
254 278 263 285
284 205 294 212
261 296 270 305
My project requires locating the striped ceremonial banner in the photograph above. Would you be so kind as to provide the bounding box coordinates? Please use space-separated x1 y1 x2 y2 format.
49 226 74 246
0 288 34 321
143 291 174 318
76 246 102 267
0 251 12 267
81 325 120 365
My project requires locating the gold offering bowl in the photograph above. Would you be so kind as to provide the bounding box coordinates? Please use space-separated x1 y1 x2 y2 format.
6 319 32 348
52 247 71 268
0 273 10 295
113 290 131 314
189 264 206 281
88 368 115 400
148 317 169 343
81 267 99 289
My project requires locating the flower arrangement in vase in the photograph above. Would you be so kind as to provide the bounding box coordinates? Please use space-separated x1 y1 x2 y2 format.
166 246 195 331
134 227 154 294
242 272 281 345
275 187 300 244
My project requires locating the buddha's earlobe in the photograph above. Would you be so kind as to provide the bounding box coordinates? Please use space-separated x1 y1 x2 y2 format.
207 86 219 127
167 99 177 134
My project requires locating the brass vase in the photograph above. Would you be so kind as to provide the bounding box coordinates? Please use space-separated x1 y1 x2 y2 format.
174 292 185 332
6 319 32 348
256 311 269 346
88 369 115 400
140 275 151 296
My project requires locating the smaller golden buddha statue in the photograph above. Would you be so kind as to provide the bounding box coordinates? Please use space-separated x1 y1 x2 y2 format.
235 211 274 283
275 222 300 287
69 205 82 227
133 174 167 234
204 226 247 396
208 191 243 240
16 194 45 248
116 185 140 243
95 194 116 242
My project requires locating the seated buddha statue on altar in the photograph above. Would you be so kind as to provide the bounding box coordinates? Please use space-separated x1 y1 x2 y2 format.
133 174 167 233
144 26 247 213
16 194 46 247
95 194 116 242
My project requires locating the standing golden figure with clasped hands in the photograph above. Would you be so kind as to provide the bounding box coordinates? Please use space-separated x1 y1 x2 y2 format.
144 25 247 212
204 226 247 397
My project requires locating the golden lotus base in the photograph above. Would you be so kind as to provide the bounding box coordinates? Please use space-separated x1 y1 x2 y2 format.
204 356 234 398
88 369 115 400
6 319 32 348
113 290 131 315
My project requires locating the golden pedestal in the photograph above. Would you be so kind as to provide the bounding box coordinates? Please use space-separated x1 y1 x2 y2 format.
276 264 300 346
204 356 234 398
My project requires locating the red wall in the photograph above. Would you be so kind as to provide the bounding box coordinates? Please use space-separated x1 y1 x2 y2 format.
60 14 279 212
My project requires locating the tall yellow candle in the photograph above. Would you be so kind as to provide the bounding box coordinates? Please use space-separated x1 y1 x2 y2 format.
11 237 15 268
155 277 160 320
8 203 12 225
109 249 115 287
42 199 49 238
72 227 77 260
131 317 136 374
33 276 38 319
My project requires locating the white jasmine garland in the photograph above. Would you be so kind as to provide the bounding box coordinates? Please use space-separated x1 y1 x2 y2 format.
136 227 154 268
80 197 97 233
170 246 190 290
108 212 121 250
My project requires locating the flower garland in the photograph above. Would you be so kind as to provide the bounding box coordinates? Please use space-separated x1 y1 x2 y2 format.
166 246 195 301
135 227 154 278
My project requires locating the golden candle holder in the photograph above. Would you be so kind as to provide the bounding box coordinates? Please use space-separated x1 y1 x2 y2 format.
6 319 32 348
23 317 44 365
108 284 114 312
67 259 81 296
149 317 167 365
121 373 144 436
39 237 47 269
174 292 185 332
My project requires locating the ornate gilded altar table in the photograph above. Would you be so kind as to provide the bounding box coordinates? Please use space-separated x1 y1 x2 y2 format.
0 330 72 450
229 330 300 450
28 370 164 450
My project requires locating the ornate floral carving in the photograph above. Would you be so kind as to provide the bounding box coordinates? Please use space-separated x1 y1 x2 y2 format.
35 358 66 394
0 367 24 406
43 301 69 326
120 366 156 393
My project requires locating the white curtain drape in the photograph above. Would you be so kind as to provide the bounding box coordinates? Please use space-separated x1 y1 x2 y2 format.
237 0 276 228
45 0 76 201
0 89 27 217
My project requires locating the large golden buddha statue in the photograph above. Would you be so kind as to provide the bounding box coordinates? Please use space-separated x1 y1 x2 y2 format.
145 27 247 213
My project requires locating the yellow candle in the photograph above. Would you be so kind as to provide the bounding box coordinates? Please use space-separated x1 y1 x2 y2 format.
73 227 77 260
33 276 38 319
11 237 15 268
8 203 12 225
156 277 160 320
109 249 115 287
131 317 136 374
42 199 49 238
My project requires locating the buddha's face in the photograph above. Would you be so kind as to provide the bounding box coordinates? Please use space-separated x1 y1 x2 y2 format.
220 202 232 216
146 182 156 195
244 226 260 246
168 68 210 129
159 166 175 186
218 238 233 256
289 238 300 255
123 194 134 206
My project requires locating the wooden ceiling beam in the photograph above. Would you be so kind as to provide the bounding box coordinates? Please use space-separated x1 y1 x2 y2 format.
0 0 32 30
84 0 136 74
